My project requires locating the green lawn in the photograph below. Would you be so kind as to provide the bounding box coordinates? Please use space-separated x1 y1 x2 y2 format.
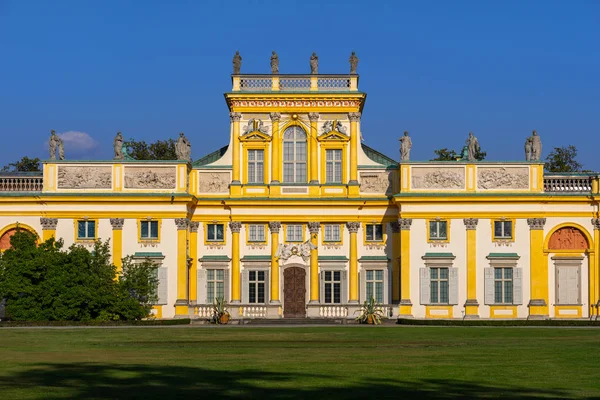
0 326 599 399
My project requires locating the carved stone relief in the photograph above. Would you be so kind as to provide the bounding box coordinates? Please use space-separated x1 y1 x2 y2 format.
124 167 176 189
477 167 529 190
360 172 391 194
411 167 465 190
57 166 112 189
198 172 230 193
548 227 589 250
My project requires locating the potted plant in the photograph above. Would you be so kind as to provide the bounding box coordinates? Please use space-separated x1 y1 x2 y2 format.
212 296 230 324
355 296 384 325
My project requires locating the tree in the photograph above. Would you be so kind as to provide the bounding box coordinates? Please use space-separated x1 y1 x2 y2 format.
1 156 42 172
545 145 584 173
431 148 458 161
124 138 178 160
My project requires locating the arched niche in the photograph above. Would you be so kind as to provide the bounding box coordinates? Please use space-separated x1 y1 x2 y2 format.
547 227 590 251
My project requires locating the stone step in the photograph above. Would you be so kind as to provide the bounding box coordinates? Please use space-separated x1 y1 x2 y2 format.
242 318 347 325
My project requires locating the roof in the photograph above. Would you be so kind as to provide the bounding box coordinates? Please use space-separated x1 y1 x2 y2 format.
193 145 228 167
361 143 397 167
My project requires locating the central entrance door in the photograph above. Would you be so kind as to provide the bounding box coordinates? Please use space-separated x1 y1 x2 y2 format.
283 267 306 318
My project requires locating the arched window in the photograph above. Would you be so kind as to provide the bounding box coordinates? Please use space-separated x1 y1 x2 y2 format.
282 126 307 183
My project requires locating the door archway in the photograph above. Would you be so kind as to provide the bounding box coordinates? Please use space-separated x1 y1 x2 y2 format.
283 266 306 318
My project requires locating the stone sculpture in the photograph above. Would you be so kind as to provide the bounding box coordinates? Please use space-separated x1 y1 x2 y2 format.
114 132 124 160
175 132 191 161
232 51 242 74
530 130 542 161
310 52 318 74
466 132 480 161
349 51 359 74
243 119 269 135
270 51 279 74
399 131 412 161
524 136 533 161
49 130 65 160
321 120 347 135
276 240 316 263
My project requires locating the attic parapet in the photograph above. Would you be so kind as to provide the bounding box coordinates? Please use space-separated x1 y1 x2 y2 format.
231 74 359 93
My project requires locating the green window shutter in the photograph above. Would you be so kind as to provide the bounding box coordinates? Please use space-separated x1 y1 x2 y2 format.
513 268 523 305
241 269 249 304
448 268 459 305
197 268 207 304
484 268 495 305
419 267 430 305
157 267 168 305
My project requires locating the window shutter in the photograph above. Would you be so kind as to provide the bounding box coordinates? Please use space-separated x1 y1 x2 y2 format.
342 271 348 304
567 267 579 304
197 268 207 304
223 269 230 303
513 268 523 305
241 269 249 304
359 268 366 302
157 267 168 305
557 266 567 305
320 271 325 303
419 267 430 305
264 269 270 304
484 268 495 305
384 267 390 304
448 268 459 305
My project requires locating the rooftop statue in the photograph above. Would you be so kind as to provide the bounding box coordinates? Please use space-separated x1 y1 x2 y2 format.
349 51 359 74
232 51 242 74
530 130 542 161
310 52 318 74
466 132 480 161
175 132 192 162
399 131 412 161
270 51 279 74
114 132 124 160
49 130 65 161
524 136 532 161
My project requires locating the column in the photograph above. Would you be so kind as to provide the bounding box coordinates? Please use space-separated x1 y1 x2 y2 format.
189 222 199 304
399 218 413 317
230 112 242 196
110 218 124 274
40 217 58 242
391 222 401 303
269 113 281 185
174 218 189 315
269 222 281 303
463 218 479 318
348 112 361 196
527 218 548 318
591 218 600 316
346 222 360 303
308 222 320 303
229 222 242 303
308 113 319 185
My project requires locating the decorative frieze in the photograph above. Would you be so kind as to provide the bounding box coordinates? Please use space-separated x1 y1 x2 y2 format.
411 167 465 190
348 112 361 122
308 112 320 122
197 172 230 193
229 112 242 122
57 166 112 189
463 218 478 230
527 218 546 230
477 167 529 190
360 172 390 194
229 221 242 233
399 218 412 230
229 99 361 109
307 222 321 234
123 166 176 189
175 218 189 230
40 217 58 230
346 222 360 233
268 222 281 233
189 221 200 233
110 218 124 230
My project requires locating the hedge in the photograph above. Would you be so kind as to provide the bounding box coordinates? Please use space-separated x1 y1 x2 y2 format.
0 318 191 328
396 318 600 326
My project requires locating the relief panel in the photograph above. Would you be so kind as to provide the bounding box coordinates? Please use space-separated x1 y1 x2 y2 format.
197 171 230 193
411 167 465 190
57 166 112 189
360 172 391 194
123 166 176 189
477 167 529 190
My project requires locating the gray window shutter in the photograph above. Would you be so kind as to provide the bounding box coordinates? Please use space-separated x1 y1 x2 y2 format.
241 269 249 304
484 268 495 305
419 267 430 305
513 268 523 305
384 267 390 304
342 271 348 304
557 267 566 305
359 268 366 302
264 269 270 304
320 271 325 303
449 268 459 305
197 268 207 304
223 268 230 303
157 267 168 305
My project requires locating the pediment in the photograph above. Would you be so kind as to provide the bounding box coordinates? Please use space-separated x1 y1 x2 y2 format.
240 131 272 142
317 131 349 142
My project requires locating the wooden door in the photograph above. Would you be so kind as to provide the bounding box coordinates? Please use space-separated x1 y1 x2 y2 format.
283 267 306 318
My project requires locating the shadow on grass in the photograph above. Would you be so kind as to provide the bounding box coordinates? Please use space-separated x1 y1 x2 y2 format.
0 363 587 399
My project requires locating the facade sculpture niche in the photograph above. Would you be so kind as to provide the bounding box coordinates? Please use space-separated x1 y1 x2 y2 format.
548 227 589 250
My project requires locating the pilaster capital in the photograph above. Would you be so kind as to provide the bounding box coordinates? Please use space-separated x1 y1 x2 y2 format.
189 221 200 233
229 112 242 122
346 222 360 233
308 112 320 122
463 218 478 230
527 218 546 230
110 218 125 230
40 217 58 230
399 218 412 230
390 222 401 234
269 112 281 122
348 112 361 122
229 221 242 233
174 218 189 230
268 221 281 233
592 218 600 230
307 222 321 234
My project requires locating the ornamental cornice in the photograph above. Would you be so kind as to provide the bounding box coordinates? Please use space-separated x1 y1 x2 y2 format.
268 222 282 233
40 217 58 230
463 218 478 230
174 218 189 230
527 218 546 230
399 218 412 230
346 222 360 233
307 222 321 234
110 218 125 230
229 221 242 233
229 112 242 122
226 96 364 110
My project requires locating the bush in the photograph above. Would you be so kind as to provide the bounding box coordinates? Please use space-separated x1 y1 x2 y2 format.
396 318 600 326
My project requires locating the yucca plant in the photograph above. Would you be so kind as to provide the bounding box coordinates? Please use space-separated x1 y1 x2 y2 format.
355 296 384 325
212 296 230 324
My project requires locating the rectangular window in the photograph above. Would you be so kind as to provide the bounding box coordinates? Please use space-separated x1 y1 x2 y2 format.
494 220 513 240
207 224 224 242
247 149 264 184
248 270 265 303
494 267 513 304
429 220 448 241
286 224 303 242
365 224 384 242
207 269 225 303
324 224 341 242
324 271 341 304
140 220 159 240
248 224 266 242
430 267 449 304
325 149 342 183
366 270 384 303
77 220 96 239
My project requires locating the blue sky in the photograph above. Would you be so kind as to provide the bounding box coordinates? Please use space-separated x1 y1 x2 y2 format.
1 0 599 169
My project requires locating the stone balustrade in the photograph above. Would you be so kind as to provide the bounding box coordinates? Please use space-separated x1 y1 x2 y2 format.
0 174 43 192
544 175 593 193
233 74 357 92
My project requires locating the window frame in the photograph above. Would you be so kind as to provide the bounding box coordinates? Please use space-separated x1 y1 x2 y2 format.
137 218 161 242
247 224 267 244
364 223 385 243
492 219 515 241
282 125 308 184
205 223 226 244
322 224 342 244
284 224 305 243
323 270 342 304
427 219 449 242
429 267 450 304
494 267 514 304
246 148 265 184
206 268 226 304
247 270 267 304
365 269 385 303
75 219 97 241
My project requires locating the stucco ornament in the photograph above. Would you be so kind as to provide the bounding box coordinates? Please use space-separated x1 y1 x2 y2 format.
232 51 242 74
243 119 269 135
276 240 316 263
321 120 347 135
399 131 412 161
349 51 359 74
175 132 191 161
270 51 279 74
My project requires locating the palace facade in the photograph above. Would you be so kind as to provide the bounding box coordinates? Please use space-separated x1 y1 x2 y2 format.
1 69 599 320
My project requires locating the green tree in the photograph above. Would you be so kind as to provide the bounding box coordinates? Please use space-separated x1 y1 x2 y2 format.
124 138 178 160
545 145 584 173
431 147 486 161
120 256 158 315
1 156 42 172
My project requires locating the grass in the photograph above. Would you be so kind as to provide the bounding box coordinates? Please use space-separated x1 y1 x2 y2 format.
0 326 599 399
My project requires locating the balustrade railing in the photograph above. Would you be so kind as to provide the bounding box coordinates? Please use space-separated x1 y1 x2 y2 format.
0 174 43 192
544 175 593 193
319 305 348 318
241 305 268 318
233 74 358 92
